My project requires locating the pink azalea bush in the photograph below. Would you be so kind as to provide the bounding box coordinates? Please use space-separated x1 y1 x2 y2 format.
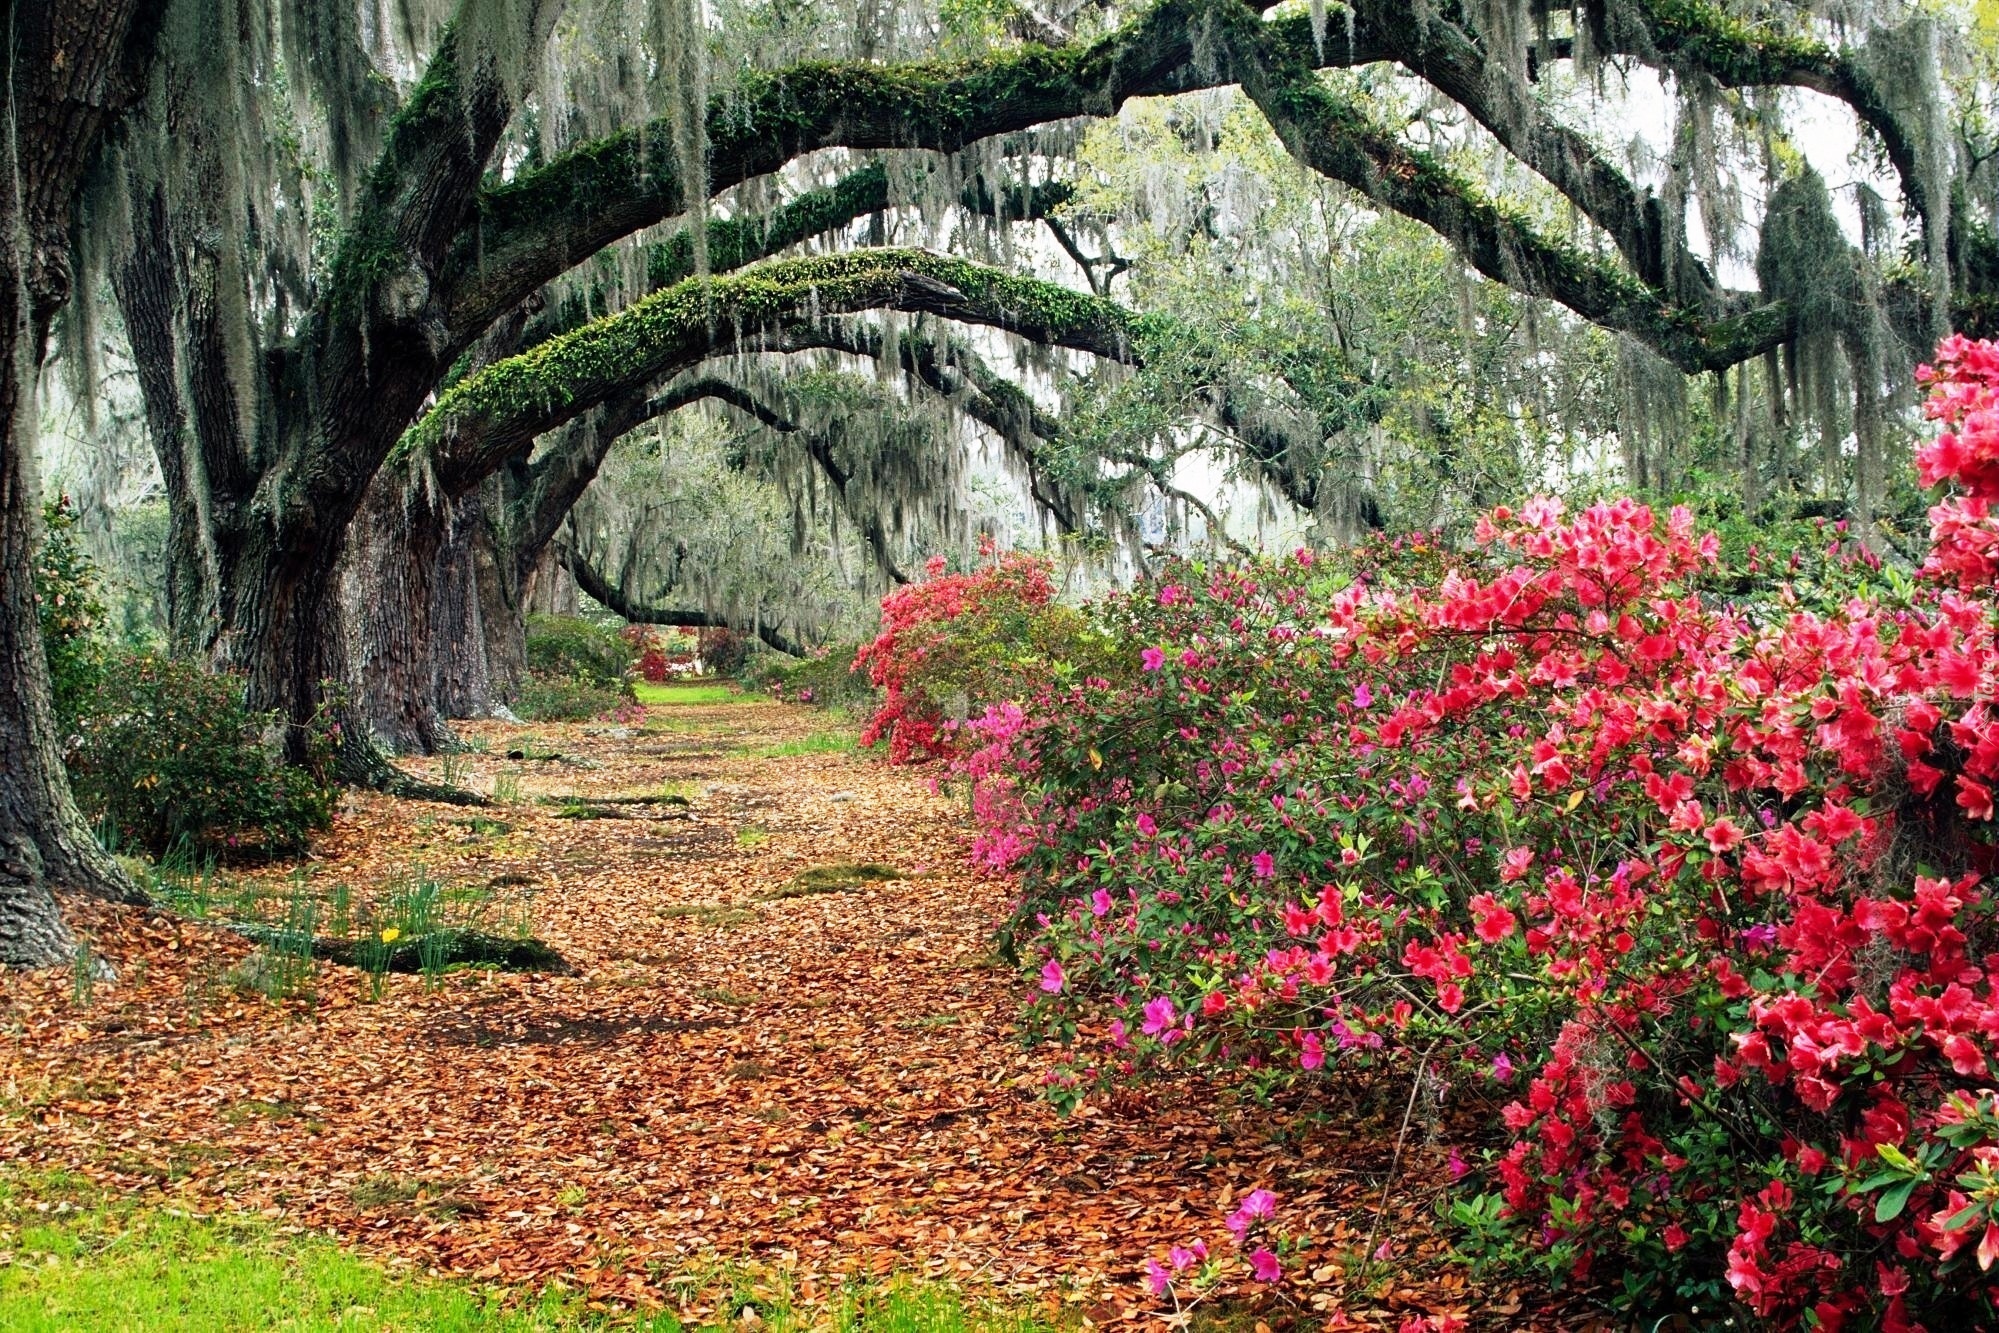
930 339 1999 1326
853 546 1113 763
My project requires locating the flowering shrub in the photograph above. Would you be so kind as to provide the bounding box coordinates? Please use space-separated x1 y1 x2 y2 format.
698 625 749 676
853 548 1111 763
525 614 637 687
748 642 877 709
1143 1187 1297 1317
959 340 1999 1325
623 625 695 681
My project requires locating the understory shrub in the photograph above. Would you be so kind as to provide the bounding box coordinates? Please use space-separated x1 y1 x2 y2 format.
33 496 107 728
518 614 638 720
624 624 695 681
67 655 334 859
524 614 636 687
698 625 749 676
747 642 878 710
929 337 1999 1328
514 673 629 722
853 549 1115 762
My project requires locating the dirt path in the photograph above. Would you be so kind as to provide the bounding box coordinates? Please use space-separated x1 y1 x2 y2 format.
0 694 1544 1327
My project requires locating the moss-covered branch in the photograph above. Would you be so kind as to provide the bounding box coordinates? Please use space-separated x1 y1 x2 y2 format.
1232 15 1789 372
1359 0 1715 309
734 321 1084 532
444 0 1346 328
407 248 1150 490
466 163 896 343
1586 0 1932 249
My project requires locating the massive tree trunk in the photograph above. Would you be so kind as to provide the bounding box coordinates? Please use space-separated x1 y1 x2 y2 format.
348 480 513 755
0 167 85 964
1 0 160 966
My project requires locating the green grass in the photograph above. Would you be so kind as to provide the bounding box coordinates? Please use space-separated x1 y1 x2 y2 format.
633 682 740 706
0 1174 1054 1332
0 1201 653 1330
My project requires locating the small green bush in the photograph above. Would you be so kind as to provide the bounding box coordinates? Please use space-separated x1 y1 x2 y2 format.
514 673 627 722
33 497 107 729
745 642 878 709
66 655 334 860
523 615 635 688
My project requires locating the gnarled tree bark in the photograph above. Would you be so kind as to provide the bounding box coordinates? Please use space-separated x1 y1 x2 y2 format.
1 0 161 966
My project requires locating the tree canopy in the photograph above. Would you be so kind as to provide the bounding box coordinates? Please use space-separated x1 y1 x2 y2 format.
19 0 1999 777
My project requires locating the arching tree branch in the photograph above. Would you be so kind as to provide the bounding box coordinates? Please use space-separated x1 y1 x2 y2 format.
562 546 811 656
444 0 1353 332
510 163 897 354
1582 0 1934 249
1234 41 1791 372
412 249 1151 494
519 376 915 587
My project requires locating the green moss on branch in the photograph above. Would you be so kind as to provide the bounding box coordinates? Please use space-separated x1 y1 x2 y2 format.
406 249 1151 489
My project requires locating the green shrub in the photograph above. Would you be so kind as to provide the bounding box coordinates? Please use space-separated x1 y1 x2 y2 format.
745 643 878 709
66 655 334 860
33 497 106 729
523 615 635 688
514 673 627 722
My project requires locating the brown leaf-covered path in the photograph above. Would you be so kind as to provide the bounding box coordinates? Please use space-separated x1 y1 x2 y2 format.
0 693 1576 1327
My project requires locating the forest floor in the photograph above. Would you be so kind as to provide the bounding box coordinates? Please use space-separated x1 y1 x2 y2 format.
0 689 1591 1329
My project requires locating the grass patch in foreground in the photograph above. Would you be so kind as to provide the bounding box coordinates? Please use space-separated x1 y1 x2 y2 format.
634 682 740 706
0 1205 645 1331
0 1176 1054 1331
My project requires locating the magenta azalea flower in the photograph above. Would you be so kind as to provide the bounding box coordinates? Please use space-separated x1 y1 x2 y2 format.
1141 646 1167 671
1248 1248 1282 1282
1040 959 1065 993
1141 994 1178 1036
1251 850 1276 878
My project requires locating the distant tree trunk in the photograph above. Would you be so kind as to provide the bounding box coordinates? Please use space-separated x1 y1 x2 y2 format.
431 493 500 721
1 0 159 966
474 481 529 707
346 468 450 755
111 180 213 656
525 544 580 617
